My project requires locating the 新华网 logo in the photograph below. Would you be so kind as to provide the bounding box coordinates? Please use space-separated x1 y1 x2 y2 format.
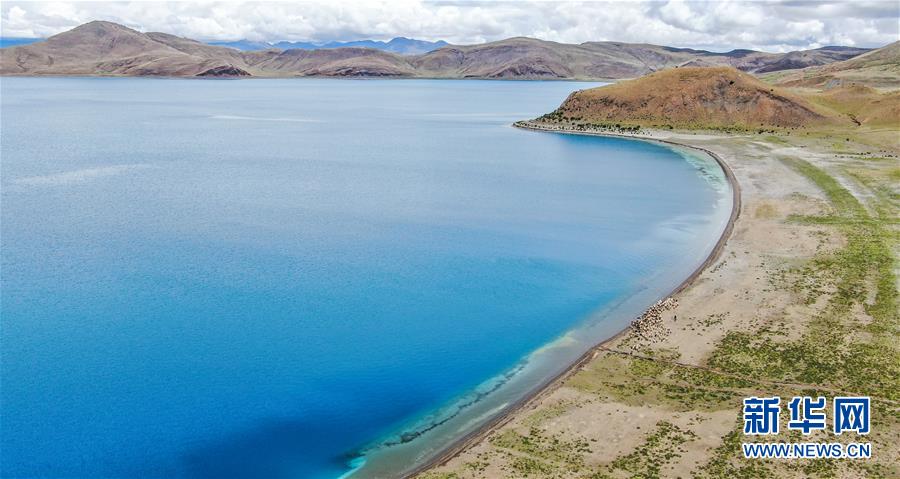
741 396 871 459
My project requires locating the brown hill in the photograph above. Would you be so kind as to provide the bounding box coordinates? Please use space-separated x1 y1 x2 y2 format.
771 42 900 90
0 21 250 76
410 38 708 79
538 67 832 130
246 47 416 77
0 21 873 79
731 46 871 73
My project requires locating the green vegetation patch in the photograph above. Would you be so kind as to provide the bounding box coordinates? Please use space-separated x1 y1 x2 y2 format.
419 472 460 479
569 353 751 412
596 421 698 479
490 427 591 473
508 456 557 477
844 168 900 221
523 399 580 428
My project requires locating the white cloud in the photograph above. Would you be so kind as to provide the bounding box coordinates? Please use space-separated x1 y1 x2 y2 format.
1 0 897 51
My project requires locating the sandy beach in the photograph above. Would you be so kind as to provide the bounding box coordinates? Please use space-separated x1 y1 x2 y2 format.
420 125 899 478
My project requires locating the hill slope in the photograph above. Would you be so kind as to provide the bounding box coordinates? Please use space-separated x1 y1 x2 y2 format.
534 67 833 130
244 47 416 76
803 84 900 128
0 21 251 76
411 38 707 79
770 42 900 89
0 21 873 79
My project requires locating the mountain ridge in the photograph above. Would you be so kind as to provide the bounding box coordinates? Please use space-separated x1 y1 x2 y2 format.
0 21 876 79
210 37 449 55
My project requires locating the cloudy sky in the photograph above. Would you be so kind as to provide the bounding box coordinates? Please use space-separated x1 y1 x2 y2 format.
2 1 898 52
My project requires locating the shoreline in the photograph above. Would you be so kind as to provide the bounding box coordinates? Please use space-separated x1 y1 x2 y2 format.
400 122 742 479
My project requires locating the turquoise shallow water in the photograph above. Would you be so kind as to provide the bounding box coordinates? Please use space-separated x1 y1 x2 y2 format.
0 78 730 478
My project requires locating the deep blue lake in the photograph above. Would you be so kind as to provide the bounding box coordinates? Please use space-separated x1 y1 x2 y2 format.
0 78 730 478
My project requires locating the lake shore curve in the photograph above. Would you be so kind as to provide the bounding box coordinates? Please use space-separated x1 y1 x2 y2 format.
398 123 742 479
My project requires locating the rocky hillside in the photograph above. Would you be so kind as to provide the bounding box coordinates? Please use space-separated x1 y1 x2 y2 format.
0 21 872 79
533 67 833 130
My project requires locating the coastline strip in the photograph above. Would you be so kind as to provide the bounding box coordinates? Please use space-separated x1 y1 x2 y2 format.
399 123 742 479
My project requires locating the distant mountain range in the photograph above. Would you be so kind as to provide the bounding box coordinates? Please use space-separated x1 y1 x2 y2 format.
0 36 447 55
209 37 449 55
0 21 876 80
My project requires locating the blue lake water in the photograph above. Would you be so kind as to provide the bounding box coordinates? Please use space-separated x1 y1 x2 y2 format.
0 78 730 478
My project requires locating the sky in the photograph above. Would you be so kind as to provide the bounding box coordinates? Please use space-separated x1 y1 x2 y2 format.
1 0 898 52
